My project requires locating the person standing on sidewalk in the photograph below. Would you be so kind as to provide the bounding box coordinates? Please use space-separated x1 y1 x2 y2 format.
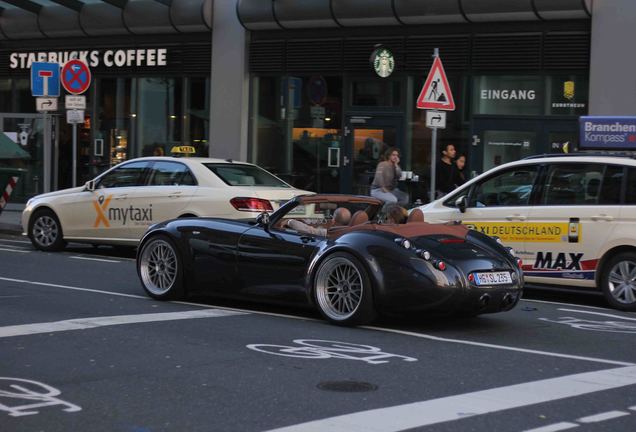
435 143 457 197
370 147 409 207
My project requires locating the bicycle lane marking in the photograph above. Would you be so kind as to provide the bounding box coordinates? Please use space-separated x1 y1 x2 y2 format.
264 365 636 432
538 308 636 334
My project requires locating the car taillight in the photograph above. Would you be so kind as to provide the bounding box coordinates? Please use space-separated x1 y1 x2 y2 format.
230 197 273 212
434 260 446 271
516 257 523 268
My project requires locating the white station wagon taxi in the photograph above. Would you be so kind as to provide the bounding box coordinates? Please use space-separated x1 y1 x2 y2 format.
418 153 636 311
22 157 312 251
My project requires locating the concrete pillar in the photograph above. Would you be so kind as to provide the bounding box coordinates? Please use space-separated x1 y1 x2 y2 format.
589 0 636 115
209 0 249 160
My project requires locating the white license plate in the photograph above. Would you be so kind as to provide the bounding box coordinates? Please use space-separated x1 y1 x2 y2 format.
474 271 512 286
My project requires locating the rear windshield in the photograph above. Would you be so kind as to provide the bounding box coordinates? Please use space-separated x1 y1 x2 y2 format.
204 163 291 188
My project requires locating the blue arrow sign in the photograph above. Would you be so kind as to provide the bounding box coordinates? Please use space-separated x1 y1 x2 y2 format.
31 62 60 97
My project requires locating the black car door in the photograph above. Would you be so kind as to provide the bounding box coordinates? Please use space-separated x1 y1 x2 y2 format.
236 225 321 302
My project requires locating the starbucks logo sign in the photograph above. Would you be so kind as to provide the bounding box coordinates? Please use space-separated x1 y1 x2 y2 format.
371 47 395 78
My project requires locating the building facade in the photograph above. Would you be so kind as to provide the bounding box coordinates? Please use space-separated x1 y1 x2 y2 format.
1 0 635 205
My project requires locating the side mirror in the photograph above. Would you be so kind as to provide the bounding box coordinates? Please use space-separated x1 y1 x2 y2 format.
256 212 270 227
455 195 467 213
85 180 96 192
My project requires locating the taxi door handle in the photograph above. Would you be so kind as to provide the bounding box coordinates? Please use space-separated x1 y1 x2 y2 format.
505 214 526 221
168 191 182 198
591 214 613 221
114 194 128 200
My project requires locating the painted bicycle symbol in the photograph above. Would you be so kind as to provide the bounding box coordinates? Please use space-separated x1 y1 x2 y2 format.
539 316 636 334
246 339 417 364
0 377 81 417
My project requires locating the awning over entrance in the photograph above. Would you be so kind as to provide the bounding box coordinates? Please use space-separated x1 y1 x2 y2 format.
0 0 213 39
236 0 591 31
0 133 30 159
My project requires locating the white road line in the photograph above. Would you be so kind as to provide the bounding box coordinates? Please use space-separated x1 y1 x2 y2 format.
523 422 579 432
523 299 608 310
558 308 636 322
265 366 636 432
576 410 630 423
629 405 636 411
0 276 150 300
0 309 246 338
0 239 30 244
69 256 121 263
0 247 29 253
363 326 635 367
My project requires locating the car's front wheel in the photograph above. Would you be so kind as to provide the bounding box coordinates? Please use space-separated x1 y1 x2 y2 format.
313 252 376 326
137 235 184 300
29 209 66 251
600 252 636 311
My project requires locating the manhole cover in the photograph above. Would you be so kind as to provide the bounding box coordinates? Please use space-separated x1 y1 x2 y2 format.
317 381 378 393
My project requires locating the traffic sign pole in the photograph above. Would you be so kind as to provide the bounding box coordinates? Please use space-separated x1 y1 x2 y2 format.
430 48 439 202
72 123 77 187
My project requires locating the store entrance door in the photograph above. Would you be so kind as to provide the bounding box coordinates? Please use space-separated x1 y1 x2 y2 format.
342 115 403 195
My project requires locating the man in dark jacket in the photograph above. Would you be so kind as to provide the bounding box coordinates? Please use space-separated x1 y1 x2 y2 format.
435 143 457 197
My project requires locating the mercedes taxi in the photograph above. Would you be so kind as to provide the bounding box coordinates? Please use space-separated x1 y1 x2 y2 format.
418 153 636 311
22 155 312 251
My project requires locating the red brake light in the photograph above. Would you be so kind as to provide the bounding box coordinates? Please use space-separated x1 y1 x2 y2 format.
435 260 446 271
516 257 523 268
440 238 465 244
230 197 273 212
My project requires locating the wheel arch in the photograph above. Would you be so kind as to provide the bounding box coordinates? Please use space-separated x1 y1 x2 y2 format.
137 228 195 295
596 245 636 287
306 244 384 308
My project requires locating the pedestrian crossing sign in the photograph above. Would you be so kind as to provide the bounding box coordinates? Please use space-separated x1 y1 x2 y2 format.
416 56 455 111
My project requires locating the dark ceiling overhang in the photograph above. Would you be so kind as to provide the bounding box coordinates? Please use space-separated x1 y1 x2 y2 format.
236 0 592 31
0 0 213 40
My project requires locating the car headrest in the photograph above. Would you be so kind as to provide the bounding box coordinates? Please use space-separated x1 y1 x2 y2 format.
407 209 425 223
348 210 369 226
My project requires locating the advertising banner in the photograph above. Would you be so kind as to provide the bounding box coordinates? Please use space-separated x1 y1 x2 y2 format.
579 116 636 149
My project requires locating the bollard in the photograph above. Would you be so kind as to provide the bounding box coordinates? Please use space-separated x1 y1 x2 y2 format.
0 176 19 216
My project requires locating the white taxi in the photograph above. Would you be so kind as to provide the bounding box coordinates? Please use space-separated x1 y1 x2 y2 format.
418 154 636 311
22 156 312 251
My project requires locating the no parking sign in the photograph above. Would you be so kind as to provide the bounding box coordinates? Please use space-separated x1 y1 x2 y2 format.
61 60 91 95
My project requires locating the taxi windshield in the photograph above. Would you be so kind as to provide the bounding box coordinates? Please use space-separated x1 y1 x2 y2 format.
204 163 291 188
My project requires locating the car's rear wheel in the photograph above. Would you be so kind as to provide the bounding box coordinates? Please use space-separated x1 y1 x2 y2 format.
138 235 184 300
313 252 376 326
600 252 636 311
29 209 66 251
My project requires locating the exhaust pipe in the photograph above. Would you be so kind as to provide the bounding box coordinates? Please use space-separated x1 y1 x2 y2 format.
479 294 490 310
501 293 514 309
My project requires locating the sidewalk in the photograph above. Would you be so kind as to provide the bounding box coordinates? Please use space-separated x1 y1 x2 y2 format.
0 203 24 234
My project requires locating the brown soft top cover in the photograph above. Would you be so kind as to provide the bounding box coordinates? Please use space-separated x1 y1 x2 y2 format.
328 222 469 240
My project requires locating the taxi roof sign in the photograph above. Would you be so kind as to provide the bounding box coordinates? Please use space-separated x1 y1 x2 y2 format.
170 145 196 156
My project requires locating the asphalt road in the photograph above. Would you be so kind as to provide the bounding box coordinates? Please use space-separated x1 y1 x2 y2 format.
1 233 635 432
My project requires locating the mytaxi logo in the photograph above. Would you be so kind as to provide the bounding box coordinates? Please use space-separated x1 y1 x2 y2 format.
93 194 112 228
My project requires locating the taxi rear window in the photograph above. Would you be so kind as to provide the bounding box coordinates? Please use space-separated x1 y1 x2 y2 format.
205 164 291 188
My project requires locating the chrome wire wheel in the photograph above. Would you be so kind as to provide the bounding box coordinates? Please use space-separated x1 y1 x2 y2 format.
607 259 636 305
139 238 179 297
32 214 59 248
315 256 364 322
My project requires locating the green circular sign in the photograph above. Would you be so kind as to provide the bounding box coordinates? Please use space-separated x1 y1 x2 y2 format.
371 47 395 78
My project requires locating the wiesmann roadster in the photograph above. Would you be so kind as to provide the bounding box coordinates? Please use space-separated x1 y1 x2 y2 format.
136 195 524 325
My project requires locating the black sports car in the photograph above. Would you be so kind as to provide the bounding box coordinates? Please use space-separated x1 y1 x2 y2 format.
136 194 523 325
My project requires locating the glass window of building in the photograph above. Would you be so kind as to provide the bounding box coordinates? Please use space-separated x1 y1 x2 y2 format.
473 76 543 116
251 75 342 193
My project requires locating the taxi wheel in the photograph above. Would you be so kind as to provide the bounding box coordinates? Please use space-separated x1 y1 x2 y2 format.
137 234 184 300
313 252 376 326
600 252 636 311
29 209 66 252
